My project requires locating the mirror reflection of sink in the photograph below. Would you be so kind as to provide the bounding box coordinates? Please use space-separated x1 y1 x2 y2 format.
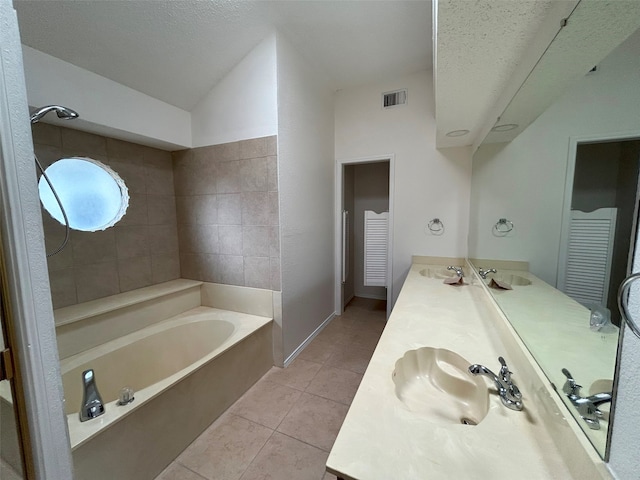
419 268 467 279
486 274 532 286
392 347 489 426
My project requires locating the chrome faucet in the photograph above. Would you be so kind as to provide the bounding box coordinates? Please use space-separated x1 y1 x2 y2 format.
79 369 105 422
469 356 523 411
447 265 464 278
478 267 497 279
561 368 612 430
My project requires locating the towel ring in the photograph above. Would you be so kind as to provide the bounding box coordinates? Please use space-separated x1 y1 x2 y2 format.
427 218 444 235
494 218 514 234
618 273 640 339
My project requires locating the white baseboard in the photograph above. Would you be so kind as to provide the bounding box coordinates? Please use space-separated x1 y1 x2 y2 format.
284 312 335 367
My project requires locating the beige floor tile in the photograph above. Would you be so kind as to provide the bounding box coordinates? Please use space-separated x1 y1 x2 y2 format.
325 344 374 374
306 365 363 405
264 359 322 390
323 473 339 480
344 328 382 351
229 379 302 429
155 462 207 480
277 392 349 452
177 414 273 480
296 336 337 364
239 431 328 480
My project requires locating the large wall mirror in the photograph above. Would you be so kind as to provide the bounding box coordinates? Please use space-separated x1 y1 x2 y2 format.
468 2 640 460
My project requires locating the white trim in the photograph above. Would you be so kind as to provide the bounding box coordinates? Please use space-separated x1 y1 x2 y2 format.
0 2 74 477
558 131 640 288
334 154 395 319
283 312 335 367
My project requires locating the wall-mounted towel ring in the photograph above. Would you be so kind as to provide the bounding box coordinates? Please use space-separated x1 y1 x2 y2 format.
427 218 444 235
493 218 514 235
618 273 640 339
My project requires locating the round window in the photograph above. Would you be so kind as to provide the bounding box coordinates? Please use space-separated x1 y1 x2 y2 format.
38 157 129 231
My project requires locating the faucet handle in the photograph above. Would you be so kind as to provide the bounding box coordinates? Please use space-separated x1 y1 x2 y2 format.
498 356 522 399
561 368 582 397
447 265 464 277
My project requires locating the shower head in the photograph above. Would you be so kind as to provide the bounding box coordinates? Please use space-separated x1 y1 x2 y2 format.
30 105 79 124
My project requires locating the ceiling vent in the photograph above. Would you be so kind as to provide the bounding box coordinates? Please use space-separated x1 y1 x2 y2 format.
382 89 407 108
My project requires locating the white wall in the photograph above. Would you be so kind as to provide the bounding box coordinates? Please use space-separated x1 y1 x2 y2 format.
21 46 191 150
191 34 278 147
335 71 472 306
276 33 335 361
469 28 640 287
468 29 640 479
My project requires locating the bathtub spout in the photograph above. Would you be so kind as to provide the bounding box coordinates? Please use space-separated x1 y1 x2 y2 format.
80 369 105 422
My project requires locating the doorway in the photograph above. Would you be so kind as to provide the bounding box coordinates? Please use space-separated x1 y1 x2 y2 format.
335 156 394 319
559 136 640 326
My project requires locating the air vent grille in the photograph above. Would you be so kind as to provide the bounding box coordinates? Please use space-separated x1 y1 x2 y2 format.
382 89 407 108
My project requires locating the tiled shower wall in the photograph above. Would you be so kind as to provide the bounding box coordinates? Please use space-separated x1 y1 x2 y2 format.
172 136 281 291
33 124 180 309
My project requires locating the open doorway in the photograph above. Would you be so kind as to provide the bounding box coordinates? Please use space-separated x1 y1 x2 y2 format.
335 156 394 319
559 136 640 326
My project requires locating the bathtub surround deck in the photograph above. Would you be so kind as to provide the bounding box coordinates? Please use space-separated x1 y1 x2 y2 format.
155 297 386 480
47 281 274 480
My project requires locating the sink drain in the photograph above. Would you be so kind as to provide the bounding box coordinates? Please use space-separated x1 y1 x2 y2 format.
460 417 477 426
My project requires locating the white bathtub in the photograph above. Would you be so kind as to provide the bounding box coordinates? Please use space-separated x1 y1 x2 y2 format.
64 306 272 480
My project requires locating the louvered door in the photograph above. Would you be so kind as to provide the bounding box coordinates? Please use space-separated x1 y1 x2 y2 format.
364 210 389 287
560 208 617 306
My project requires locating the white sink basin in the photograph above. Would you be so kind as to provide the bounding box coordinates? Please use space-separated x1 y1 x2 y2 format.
392 347 489 425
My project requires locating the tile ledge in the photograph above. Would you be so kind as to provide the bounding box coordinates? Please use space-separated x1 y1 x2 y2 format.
54 279 203 327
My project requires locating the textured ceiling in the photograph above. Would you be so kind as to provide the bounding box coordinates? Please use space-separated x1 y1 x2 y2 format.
14 0 432 110
434 0 561 148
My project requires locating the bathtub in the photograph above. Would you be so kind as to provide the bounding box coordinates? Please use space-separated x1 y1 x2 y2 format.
64 305 272 480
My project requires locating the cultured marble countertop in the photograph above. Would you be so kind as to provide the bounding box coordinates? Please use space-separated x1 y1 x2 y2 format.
326 262 607 480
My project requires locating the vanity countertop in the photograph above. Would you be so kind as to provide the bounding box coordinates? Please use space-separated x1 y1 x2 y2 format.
326 262 609 480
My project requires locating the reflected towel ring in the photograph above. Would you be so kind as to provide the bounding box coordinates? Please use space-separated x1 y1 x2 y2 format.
494 218 514 234
618 273 640 339
427 218 444 235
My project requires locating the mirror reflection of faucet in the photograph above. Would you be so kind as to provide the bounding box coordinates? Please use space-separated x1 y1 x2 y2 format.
478 267 497 279
561 368 612 430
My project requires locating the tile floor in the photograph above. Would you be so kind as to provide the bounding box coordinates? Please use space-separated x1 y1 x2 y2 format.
155 297 387 480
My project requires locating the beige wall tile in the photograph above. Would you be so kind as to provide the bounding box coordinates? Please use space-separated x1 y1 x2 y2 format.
31 123 62 147
49 268 77 309
151 254 180 284
148 224 179 254
178 224 218 255
239 137 268 160
106 138 145 162
193 195 218 224
239 158 268 192
43 215 74 271
268 191 279 226
109 160 147 194
266 156 278 192
147 195 177 225
265 136 277 157
213 141 240 162
242 226 270 257
118 194 148 226
270 257 281 291
61 128 107 157
118 256 152 292
244 257 270 289
220 255 244 286
242 192 269 225
74 261 119 303
199 254 222 283
115 226 150 259
269 226 280 257
217 160 241 193
145 154 175 195
180 253 202 280
217 194 242 225
71 230 117 266
34 143 63 168
174 149 217 196
219 225 243 255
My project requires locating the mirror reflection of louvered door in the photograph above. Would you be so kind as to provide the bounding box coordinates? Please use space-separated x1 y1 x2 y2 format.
560 208 617 307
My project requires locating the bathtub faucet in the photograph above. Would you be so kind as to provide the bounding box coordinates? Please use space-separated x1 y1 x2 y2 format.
79 369 105 422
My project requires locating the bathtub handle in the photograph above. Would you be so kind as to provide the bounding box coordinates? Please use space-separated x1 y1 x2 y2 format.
80 369 105 422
